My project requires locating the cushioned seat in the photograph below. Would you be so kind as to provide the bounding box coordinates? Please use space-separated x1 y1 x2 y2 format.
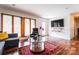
2 33 19 55
0 32 8 41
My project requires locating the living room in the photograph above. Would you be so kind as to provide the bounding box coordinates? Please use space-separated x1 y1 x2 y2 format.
0 4 79 55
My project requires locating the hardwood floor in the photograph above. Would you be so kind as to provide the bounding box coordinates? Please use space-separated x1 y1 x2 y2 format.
66 37 79 55
18 36 79 55
47 37 79 55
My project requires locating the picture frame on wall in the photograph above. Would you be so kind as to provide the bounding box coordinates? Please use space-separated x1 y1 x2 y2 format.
51 19 64 27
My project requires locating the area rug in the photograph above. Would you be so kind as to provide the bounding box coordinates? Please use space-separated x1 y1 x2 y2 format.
18 41 58 55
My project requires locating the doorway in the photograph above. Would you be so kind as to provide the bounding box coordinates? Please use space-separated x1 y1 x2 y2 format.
71 13 79 38
74 17 79 37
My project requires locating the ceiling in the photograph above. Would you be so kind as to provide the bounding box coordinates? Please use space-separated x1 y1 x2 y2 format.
0 4 79 19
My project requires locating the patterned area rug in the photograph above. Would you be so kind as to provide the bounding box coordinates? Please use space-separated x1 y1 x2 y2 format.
19 41 59 55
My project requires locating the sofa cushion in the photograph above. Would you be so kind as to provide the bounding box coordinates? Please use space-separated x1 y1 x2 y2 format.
0 31 2 33
0 32 8 40
4 39 19 48
8 33 18 38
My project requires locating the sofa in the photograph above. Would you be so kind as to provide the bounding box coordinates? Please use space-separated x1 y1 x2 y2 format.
0 41 5 55
0 31 5 55
0 32 19 55
0 32 8 41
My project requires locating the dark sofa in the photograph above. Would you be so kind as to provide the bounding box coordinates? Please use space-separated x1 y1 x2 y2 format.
2 33 19 55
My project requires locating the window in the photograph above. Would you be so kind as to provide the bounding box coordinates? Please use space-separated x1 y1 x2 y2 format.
3 15 12 33
14 17 21 37
31 19 35 33
25 19 30 36
2 14 36 37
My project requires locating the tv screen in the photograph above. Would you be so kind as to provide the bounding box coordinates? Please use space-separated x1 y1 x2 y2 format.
51 19 64 27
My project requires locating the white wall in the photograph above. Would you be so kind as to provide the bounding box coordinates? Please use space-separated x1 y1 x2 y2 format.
0 7 49 35
49 5 79 40
49 14 71 40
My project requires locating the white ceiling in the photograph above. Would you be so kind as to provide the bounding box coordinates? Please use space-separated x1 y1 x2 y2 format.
0 4 79 19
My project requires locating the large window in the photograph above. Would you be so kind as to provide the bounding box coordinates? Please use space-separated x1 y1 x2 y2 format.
3 15 12 33
25 19 30 36
14 17 21 37
2 14 36 37
31 19 35 33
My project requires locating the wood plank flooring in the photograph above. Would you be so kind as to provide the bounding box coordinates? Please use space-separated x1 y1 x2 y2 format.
47 37 79 55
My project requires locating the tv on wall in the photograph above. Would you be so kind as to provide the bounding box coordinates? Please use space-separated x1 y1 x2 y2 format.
51 19 64 27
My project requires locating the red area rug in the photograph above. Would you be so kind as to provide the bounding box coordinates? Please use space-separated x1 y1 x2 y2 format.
19 41 58 55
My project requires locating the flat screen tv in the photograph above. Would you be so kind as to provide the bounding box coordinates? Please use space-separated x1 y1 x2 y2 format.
51 19 64 27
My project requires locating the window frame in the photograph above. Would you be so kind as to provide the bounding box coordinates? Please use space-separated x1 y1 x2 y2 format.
1 13 36 37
